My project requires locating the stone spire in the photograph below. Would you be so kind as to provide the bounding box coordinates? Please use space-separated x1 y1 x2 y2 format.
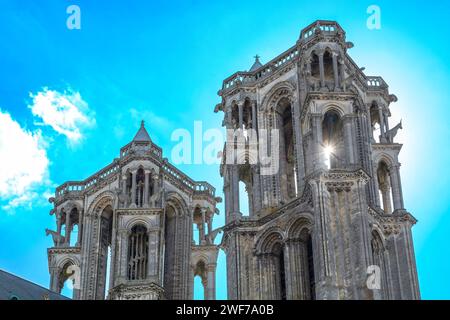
132 120 151 142
249 55 263 72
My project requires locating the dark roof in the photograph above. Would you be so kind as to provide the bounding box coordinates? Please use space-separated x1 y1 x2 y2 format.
132 120 151 142
0 269 69 300
249 55 263 71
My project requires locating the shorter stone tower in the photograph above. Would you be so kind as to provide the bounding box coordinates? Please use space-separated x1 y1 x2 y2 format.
46 121 221 300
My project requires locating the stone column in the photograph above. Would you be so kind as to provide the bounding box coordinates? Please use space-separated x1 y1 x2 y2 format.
144 170 150 207
343 116 355 165
292 97 305 191
153 174 160 207
147 229 159 277
318 52 325 89
206 265 216 300
332 52 339 91
207 216 212 237
49 267 60 293
378 106 386 142
76 210 83 246
56 211 62 235
122 174 127 208
227 105 233 129
131 170 137 207
389 164 404 210
339 57 345 89
251 101 257 130
119 229 129 280
372 164 382 208
380 181 392 214
283 240 295 300
298 240 310 300
311 114 325 170
238 101 244 129
232 166 240 215
65 209 71 245
200 209 207 244
252 167 261 215
384 113 390 132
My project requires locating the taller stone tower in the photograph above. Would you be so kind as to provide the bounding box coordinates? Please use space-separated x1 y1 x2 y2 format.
46 121 221 300
216 20 420 300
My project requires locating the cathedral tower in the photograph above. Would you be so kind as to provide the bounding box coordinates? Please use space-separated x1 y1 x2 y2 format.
216 20 420 300
46 121 221 300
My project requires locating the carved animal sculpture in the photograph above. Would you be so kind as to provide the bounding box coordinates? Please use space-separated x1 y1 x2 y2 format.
149 190 161 208
207 227 223 244
386 120 402 143
45 228 65 247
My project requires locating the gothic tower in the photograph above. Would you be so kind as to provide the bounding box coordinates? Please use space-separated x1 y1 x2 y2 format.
46 121 221 300
216 20 420 300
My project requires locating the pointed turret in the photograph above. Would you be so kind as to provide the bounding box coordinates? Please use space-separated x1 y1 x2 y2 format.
132 120 151 142
249 55 263 72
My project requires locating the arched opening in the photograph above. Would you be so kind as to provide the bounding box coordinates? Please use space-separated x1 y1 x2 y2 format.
238 181 250 216
58 262 79 299
273 243 287 300
64 207 80 246
322 110 344 169
97 205 113 299
371 230 389 299
127 224 149 281
258 232 287 299
125 170 132 206
289 223 315 300
276 97 297 200
370 102 382 143
323 50 334 81
192 206 203 245
231 103 239 129
377 161 393 214
69 224 78 247
243 99 253 131
193 260 207 300
237 164 253 216
311 52 320 78
135 167 145 207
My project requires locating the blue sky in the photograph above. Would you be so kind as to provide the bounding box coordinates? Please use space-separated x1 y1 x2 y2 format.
0 0 449 300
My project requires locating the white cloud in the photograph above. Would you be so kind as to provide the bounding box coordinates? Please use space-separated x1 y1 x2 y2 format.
28 88 95 144
0 110 50 211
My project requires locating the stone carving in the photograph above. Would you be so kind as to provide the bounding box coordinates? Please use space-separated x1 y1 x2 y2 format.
45 229 65 247
386 120 402 143
207 227 223 244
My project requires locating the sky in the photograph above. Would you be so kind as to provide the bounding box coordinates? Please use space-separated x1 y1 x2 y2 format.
0 0 449 300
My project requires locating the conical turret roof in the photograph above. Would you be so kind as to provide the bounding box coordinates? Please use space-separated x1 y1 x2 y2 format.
132 120 151 142
249 55 263 71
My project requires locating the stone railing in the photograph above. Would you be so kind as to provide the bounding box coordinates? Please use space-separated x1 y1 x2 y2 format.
300 20 344 42
162 161 216 197
221 45 299 94
55 162 120 199
365 76 388 91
